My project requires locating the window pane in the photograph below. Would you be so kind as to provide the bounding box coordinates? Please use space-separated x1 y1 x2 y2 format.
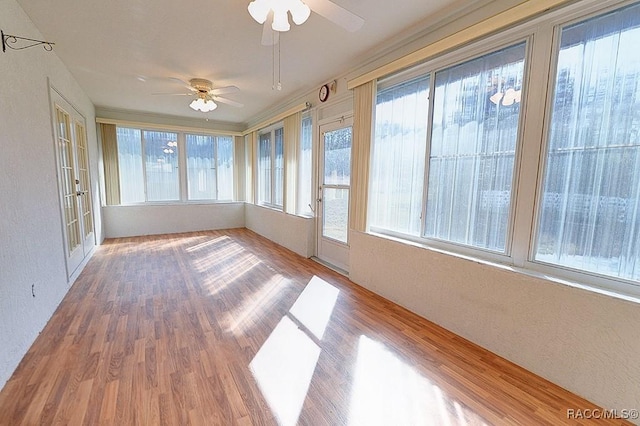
323 127 352 185
116 127 144 203
144 131 179 201
323 187 349 243
535 5 640 281
258 132 272 204
217 136 235 201
298 116 313 215
186 134 216 200
370 75 429 235
274 127 284 206
425 42 526 252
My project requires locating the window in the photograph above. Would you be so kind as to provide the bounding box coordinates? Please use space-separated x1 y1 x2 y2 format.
370 42 527 253
117 127 145 204
370 74 429 235
534 3 640 282
368 1 640 296
144 131 180 202
115 126 235 204
186 134 234 201
257 125 284 207
298 115 313 215
117 128 179 203
426 43 526 252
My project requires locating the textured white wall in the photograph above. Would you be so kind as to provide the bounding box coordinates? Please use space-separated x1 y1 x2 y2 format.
103 203 246 238
0 0 101 389
349 231 640 413
245 204 314 258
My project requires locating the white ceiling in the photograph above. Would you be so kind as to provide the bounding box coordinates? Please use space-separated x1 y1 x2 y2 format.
17 0 471 126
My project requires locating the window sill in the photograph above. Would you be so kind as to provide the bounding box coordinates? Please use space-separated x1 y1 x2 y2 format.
104 200 241 207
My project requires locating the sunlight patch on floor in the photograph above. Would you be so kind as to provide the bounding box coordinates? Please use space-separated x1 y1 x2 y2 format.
249 316 321 426
250 275 341 425
348 336 488 426
289 275 339 340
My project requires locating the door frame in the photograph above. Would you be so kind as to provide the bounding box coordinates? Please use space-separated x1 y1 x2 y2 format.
315 115 353 272
49 86 96 280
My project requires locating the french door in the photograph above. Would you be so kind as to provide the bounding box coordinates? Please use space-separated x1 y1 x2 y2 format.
316 119 353 272
51 89 95 279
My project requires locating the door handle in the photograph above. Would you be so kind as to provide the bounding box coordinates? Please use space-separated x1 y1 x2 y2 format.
76 191 88 196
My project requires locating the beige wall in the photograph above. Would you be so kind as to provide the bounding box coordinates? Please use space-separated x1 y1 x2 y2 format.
350 231 640 412
245 204 315 258
0 0 101 388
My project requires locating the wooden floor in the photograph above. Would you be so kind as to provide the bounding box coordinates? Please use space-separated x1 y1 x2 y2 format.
0 229 628 425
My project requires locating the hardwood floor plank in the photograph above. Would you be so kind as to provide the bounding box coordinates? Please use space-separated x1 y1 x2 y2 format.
0 229 630 426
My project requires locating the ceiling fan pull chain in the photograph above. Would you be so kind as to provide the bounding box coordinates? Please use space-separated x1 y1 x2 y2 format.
277 36 282 91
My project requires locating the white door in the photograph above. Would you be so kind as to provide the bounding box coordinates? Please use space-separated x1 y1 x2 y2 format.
316 119 352 272
51 90 95 279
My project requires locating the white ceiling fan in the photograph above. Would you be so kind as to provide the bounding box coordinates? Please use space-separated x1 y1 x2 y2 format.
248 0 365 46
154 78 244 112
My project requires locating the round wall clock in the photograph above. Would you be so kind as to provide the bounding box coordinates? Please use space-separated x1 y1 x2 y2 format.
319 84 330 102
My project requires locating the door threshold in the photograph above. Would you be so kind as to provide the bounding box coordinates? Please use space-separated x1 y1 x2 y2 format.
311 256 349 277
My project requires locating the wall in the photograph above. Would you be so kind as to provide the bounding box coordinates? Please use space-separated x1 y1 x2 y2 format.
350 231 640 412
103 203 245 238
0 0 102 388
245 204 314 258
242 3 636 413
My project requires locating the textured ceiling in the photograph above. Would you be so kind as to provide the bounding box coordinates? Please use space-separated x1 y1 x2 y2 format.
17 0 470 125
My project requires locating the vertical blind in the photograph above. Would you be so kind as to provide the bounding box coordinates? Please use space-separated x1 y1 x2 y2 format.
370 76 429 235
425 42 526 252
535 3 640 281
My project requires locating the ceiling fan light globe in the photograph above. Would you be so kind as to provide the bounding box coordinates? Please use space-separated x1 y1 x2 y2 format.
204 100 218 112
248 0 270 24
272 10 290 31
291 1 310 25
189 98 201 110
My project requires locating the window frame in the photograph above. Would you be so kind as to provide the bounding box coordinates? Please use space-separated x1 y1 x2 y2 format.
297 113 315 217
524 0 640 298
256 122 285 209
113 124 237 205
367 0 640 299
184 133 236 202
370 34 534 265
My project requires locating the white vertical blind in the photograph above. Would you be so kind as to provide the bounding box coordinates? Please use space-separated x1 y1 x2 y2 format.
186 134 216 200
274 127 285 206
283 112 301 215
258 132 272 204
116 127 145 204
535 4 640 281
370 75 429 235
217 136 235 201
298 115 313 215
144 131 179 202
425 42 526 252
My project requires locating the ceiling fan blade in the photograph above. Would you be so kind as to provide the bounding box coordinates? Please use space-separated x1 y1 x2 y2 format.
152 92 194 96
168 77 194 90
210 85 240 95
261 14 280 46
214 97 244 108
304 0 364 32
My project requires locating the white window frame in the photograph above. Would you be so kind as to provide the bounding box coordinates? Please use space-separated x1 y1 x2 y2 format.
297 112 315 217
523 0 640 299
256 122 285 209
370 34 533 265
184 133 236 202
368 0 640 300
114 124 236 205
